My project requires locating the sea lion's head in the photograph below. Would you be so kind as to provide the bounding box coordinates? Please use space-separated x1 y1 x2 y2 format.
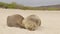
22 20 38 31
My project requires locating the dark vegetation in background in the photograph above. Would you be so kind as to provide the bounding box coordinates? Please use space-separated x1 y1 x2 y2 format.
0 2 60 10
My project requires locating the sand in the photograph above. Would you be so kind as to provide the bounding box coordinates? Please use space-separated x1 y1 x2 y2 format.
0 8 60 34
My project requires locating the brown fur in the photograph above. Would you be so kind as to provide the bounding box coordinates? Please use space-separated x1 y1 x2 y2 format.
7 14 24 28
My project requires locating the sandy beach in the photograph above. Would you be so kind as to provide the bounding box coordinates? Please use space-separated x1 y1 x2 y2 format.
0 8 60 34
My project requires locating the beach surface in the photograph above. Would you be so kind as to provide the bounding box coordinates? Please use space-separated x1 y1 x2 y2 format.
0 8 60 34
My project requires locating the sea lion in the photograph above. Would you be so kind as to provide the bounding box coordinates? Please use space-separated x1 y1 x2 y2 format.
7 14 24 28
22 15 41 31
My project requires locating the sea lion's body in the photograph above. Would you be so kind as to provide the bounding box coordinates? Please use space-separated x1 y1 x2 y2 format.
22 15 41 31
7 14 24 28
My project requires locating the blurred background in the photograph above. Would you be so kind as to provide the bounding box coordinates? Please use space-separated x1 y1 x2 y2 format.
0 0 60 10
